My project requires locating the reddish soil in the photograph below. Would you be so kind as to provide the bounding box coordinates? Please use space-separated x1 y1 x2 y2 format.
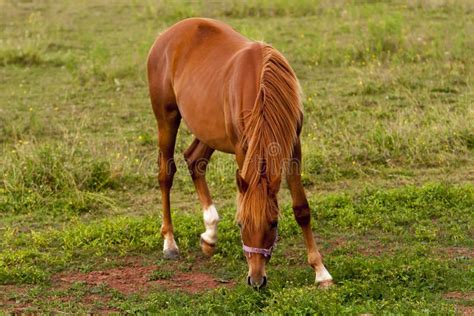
457 306 474 316
0 285 30 297
444 291 474 301
444 291 474 316
0 285 33 313
325 237 348 253
1 259 234 314
53 262 234 295
441 247 473 259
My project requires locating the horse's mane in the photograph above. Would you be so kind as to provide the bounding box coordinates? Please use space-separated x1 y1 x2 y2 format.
237 44 302 231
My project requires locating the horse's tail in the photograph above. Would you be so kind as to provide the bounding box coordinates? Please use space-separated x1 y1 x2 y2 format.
238 45 302 230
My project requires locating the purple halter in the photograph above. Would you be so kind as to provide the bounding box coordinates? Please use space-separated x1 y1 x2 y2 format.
241 230 278 258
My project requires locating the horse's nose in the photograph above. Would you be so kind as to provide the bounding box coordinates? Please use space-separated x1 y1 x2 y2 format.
247 275 267 289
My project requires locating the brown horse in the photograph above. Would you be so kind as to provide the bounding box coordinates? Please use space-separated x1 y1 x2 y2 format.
147 18 333 288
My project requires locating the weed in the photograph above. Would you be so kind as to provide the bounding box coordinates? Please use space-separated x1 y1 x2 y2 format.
148 269 174 281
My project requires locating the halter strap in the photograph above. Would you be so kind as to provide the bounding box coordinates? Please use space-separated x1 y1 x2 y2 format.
242 230 278 258
242 244 274 257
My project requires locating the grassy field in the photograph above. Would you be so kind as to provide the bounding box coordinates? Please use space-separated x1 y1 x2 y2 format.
1 0 473 314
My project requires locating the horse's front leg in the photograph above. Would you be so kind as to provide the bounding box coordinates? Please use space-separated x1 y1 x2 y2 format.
184 138 219 256
286 140 333 288
155 108 181 259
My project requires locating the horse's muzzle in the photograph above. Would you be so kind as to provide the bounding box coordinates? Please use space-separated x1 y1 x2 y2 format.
247 275 267 289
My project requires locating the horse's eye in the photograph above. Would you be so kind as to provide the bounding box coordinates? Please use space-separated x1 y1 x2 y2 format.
237 222 242 228
271 221 278 228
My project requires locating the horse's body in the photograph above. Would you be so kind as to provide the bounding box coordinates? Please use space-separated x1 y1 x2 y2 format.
148 18 262 154
147 18 332 288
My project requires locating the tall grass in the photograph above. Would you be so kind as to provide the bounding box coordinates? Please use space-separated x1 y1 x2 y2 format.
1 143 117 215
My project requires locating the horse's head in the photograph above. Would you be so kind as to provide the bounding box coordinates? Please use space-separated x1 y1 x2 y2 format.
236 171 280 288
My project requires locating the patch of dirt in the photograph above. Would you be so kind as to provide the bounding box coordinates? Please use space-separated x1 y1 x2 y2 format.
444 291 474 316
444 291 474 301
0 285 33 312
0 285 30 297
2 258 233 314
53 262 234 295
81 294 118 314
441 247 473 259
457 305 474 316
1 300 35 315
324 237 347 253
55 265 155 295
357 239 393 256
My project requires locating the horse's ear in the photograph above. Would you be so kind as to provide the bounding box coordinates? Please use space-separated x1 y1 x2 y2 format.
236 170 248 193
268 176 281 196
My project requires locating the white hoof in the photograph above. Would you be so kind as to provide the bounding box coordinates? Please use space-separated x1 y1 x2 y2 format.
163 238 179 259
315 266 333 283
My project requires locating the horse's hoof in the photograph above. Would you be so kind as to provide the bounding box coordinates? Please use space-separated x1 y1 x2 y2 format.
318 280 334 289
163 248 179 259
200 237 216 256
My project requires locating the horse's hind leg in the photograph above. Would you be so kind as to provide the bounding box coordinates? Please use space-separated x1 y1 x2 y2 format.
286 139 334 288
154 104 181 259
184 138 218 256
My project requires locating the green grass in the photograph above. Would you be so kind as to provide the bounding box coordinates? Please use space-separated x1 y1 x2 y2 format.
1 0 473 314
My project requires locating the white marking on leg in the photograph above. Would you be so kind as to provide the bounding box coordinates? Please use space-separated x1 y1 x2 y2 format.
163 234 178 252
200 204 219 245
315 265 333 283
